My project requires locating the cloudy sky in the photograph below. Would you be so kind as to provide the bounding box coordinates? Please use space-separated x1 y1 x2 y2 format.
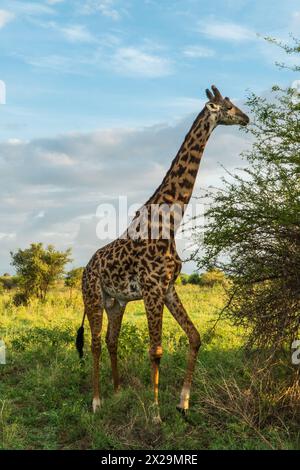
0 0 298 273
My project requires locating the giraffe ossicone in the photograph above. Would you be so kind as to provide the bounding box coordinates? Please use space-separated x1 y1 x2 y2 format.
76 85 249 419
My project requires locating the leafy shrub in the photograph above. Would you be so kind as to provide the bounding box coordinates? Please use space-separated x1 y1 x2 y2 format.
11 326 74 351
117 323 148 358
13 292 29 306
188 273 201 285
199 269 227 287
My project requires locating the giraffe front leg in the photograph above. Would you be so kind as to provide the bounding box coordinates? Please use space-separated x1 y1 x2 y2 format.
143 287 164 424
105 299 125 392
165 285 201 414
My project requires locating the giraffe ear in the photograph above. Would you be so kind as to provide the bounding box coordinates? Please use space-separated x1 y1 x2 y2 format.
205 102 220 113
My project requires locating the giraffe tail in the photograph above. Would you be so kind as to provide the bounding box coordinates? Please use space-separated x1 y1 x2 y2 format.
76 311 86 360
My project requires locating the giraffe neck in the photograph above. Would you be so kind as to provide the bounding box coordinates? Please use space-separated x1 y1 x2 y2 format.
145 107 216 211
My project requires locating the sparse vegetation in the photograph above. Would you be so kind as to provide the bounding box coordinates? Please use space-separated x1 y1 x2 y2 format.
176 270 228 287
0 284 299 450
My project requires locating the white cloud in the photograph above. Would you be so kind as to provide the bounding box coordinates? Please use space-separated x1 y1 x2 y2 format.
24 54 76 71
47 0 64 4
0 233 16 241
96 0 120 20
0 10 14 29
82 0 121 20
60 24 95 43
23 20 96 47
291 11 300 30
111 47 172 77
198 19 256 42
7 138 23 145
22 46 172 78
0 110 250 273
43 152 75 166
183 45 215 58
153 97 204 116
34 211 45 218
7 1 54 16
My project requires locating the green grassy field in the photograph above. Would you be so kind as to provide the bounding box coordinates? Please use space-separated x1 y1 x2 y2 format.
0 285 298 450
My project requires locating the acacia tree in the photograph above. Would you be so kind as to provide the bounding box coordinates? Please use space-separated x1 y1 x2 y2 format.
192 38 300 351
11 243 72 303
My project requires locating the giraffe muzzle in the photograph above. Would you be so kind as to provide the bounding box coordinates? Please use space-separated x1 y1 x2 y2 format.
240 114 250 126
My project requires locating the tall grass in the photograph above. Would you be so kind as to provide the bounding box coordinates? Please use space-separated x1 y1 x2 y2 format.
0 285 298 449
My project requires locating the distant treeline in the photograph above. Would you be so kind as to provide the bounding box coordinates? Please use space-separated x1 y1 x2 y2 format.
0 268 228 292
0 273 19 290
0 267 227 295
175 269 228 287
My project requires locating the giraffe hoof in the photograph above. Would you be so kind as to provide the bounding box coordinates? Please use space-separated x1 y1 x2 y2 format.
176 405 188 417
152 414 162 425
92 397 101 413
149 403 162 424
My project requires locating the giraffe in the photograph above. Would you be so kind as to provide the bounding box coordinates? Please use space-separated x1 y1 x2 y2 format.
76 85 249 421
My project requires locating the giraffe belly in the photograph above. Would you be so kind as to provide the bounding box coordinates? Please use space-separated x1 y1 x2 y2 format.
102 277 143 302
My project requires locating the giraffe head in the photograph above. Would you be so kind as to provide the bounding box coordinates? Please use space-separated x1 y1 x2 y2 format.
205 85 249 127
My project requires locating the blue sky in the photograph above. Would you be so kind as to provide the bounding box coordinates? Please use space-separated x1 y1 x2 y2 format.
0 0 299 138
0 0 299 272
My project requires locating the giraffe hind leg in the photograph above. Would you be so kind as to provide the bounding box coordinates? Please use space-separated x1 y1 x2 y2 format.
105 298 126 392
165 285 201 413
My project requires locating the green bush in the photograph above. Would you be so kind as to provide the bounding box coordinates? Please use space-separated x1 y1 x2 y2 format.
188 273 201 285
13 291 29 306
